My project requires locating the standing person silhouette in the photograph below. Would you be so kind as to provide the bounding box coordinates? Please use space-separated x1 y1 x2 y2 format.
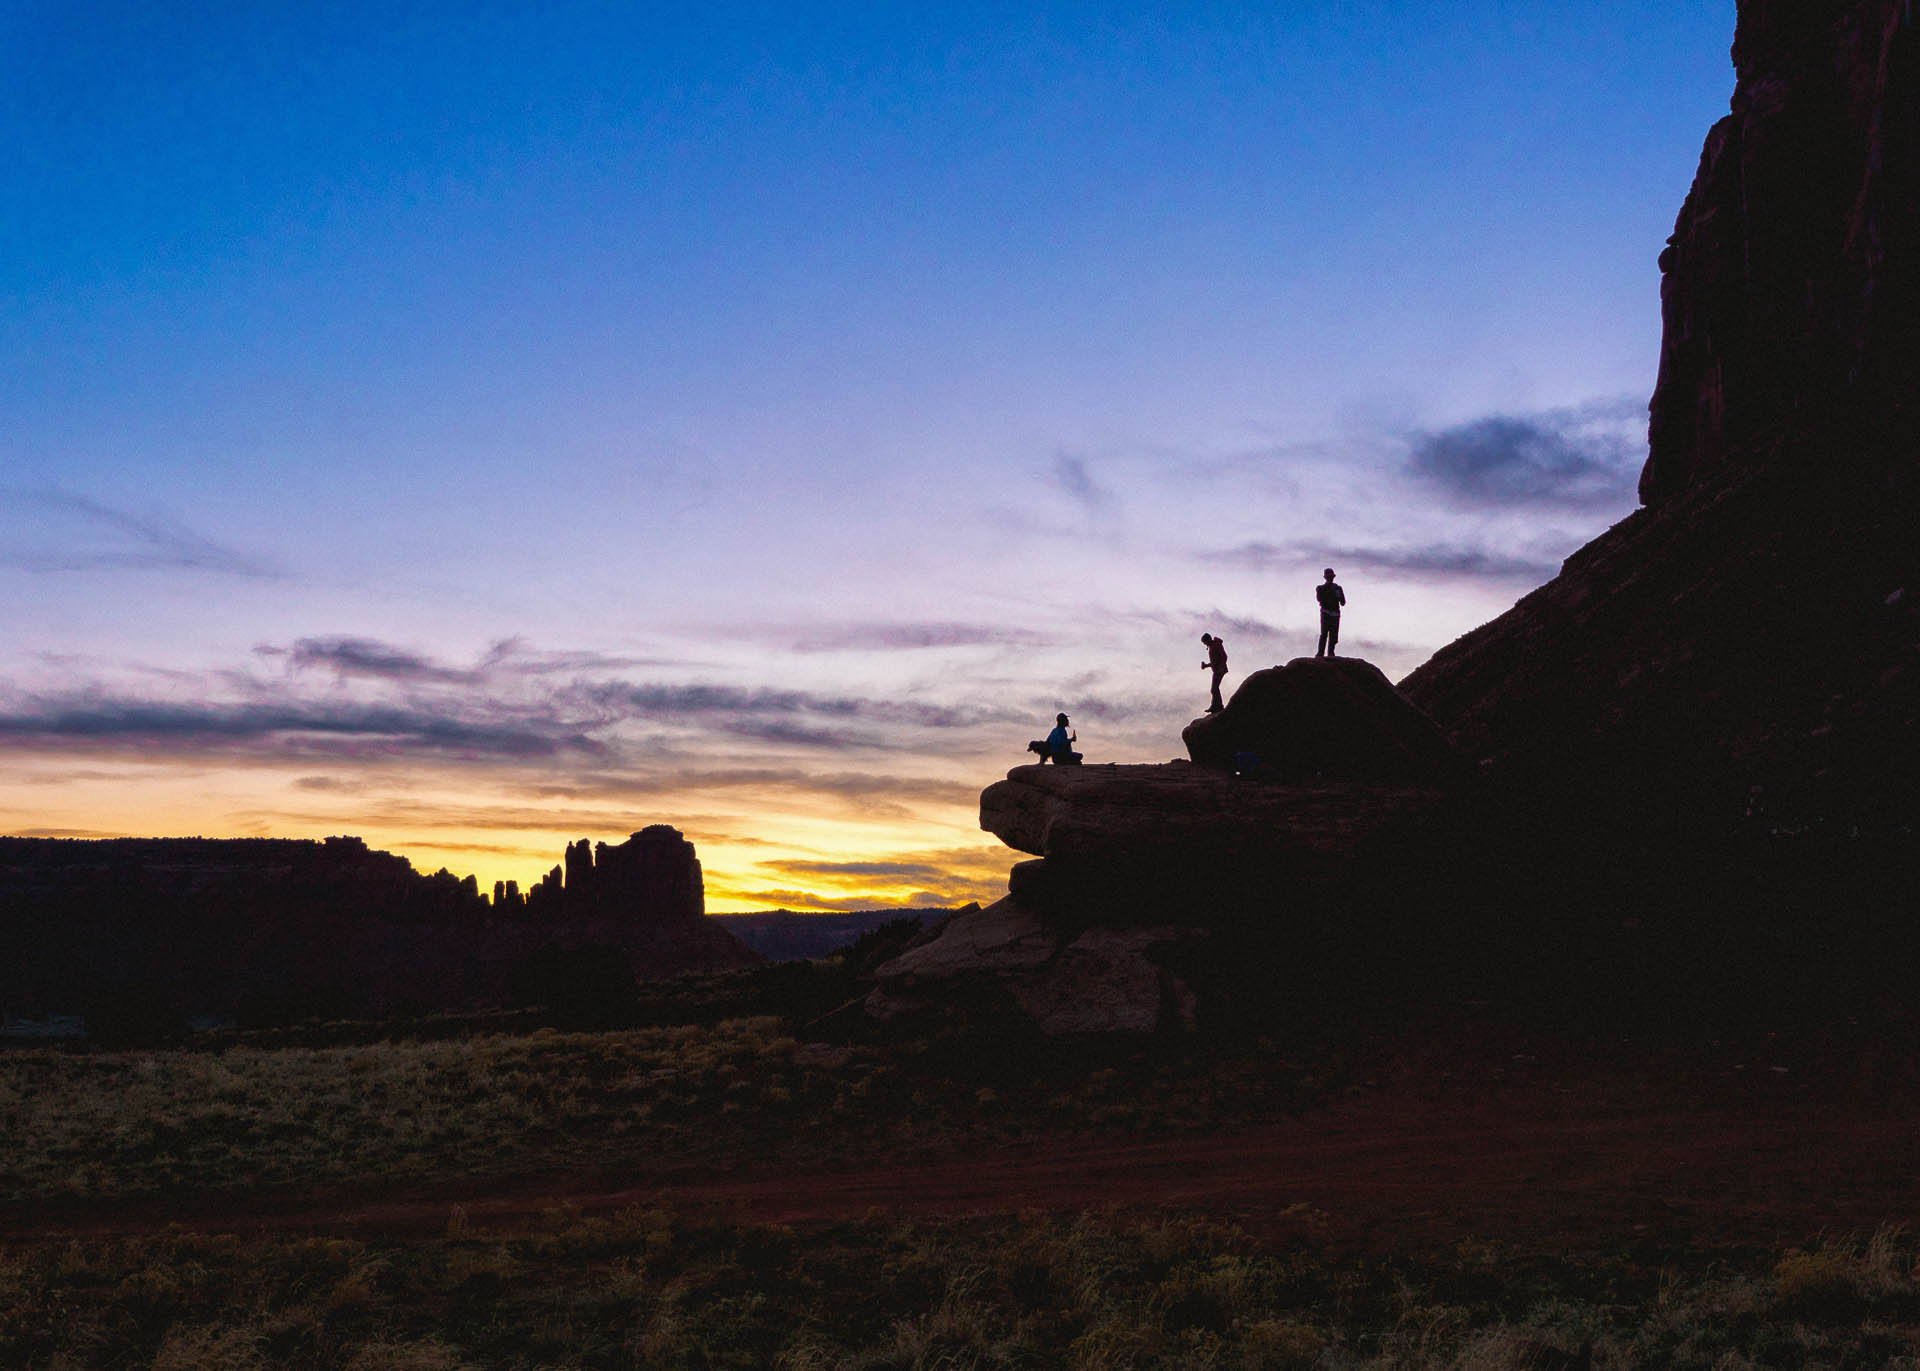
1200 633 1228 713
1315 568 1346 658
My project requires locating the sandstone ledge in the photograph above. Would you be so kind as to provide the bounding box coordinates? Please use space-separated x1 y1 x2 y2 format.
982 761 1448 865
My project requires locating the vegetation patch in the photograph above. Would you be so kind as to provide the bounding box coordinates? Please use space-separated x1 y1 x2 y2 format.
7 1214 1920 1369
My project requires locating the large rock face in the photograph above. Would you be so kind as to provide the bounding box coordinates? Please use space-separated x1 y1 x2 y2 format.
1181 657 1465 783
1643 0 1919 504
1405 0 1920 836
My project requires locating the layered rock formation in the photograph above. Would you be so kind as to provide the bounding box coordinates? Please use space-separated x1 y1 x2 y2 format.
0 828 756 1021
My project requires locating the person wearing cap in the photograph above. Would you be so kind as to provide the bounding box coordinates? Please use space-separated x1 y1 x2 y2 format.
1200 632 1228 713
1045 712 1081 765
1315 568 1346 658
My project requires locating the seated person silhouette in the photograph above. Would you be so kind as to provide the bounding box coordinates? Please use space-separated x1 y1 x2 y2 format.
1044 712 1081 765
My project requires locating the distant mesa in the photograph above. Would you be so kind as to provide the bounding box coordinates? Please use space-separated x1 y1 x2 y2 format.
0 826 755 1026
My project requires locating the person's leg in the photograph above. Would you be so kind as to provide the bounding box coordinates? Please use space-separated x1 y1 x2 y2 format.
1326 615 1339 658
1209 671 1224 712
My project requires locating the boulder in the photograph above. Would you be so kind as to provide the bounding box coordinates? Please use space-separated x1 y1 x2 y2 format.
1181 657 1466 784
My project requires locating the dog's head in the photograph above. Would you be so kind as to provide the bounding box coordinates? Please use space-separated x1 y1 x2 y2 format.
1026 739 1050 757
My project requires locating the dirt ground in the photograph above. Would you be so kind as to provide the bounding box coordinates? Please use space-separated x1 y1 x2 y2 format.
15 1028 1920 1256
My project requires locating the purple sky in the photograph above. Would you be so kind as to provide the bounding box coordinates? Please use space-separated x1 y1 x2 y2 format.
1 2 1735 908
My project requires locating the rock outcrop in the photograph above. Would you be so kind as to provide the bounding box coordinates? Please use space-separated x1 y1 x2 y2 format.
1181 657 1465 784
528 824 705 922
870 716 1457 1036
981 762 1447 910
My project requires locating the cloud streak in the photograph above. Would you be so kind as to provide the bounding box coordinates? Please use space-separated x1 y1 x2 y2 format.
0 491 284 578
1203 539 1562 583
787 622 1044 652
0 696 604 761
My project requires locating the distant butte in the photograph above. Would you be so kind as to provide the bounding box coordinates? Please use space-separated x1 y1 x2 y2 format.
0 827 756 1023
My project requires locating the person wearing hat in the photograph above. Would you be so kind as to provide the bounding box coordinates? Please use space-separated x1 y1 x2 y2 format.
1045 712 1081 765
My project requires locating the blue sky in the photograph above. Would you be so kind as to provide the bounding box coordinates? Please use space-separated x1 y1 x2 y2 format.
1 2 1735 907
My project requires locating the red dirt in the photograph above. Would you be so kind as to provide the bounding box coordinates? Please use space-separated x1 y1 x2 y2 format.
15 1039 1920 1255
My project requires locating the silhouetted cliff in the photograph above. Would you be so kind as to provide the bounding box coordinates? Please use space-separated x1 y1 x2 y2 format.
0 829 756 1021
1644 0 1919 503
1404 0 1920 838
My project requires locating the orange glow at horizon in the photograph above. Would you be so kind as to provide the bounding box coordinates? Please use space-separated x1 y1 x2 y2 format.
0 759 1015 915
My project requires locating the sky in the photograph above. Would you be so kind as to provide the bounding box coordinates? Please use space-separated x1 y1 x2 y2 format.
1 1 1736 911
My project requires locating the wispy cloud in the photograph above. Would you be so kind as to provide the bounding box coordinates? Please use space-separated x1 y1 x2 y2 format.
1050 453 1115 513
275 636 481 684
788 622 1044 652
0 490 284 578
0 624 1026 805
1203 539 1561 583
723 884 996 913
563 681 1021 734
758 846 1013 889
0 696 604 761
1407 401 1643 509
525 768 981 807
